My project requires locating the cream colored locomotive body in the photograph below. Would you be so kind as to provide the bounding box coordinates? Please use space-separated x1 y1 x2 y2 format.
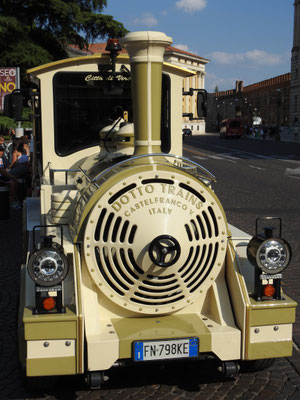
19 31 296 385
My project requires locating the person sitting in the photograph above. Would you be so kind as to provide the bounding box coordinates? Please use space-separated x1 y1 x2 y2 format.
0 145 9 168
0 145 10 185
19 136 30 157
4 131 17 164
0 135 7 152
9 138 22 168
0 143 29 208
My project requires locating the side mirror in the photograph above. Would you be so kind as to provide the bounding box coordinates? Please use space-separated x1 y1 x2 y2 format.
196 90 207 119
182 88 207 120
3 90 24 121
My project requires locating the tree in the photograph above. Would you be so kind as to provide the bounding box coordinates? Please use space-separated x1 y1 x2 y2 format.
0 1 128 132
0 0 128 76
214 85 219 93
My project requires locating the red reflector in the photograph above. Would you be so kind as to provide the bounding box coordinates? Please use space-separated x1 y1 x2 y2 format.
264 284 275 297
43 297 56 311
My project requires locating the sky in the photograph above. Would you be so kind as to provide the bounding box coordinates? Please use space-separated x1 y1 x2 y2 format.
104 0 294 92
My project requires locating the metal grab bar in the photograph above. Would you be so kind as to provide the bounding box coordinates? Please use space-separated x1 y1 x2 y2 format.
91 153 217 187
49 168 81 185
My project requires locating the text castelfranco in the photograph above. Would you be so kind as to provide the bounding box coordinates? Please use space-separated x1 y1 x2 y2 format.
111 183 203 217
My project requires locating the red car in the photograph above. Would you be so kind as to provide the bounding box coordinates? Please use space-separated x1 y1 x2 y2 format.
220 118 243 138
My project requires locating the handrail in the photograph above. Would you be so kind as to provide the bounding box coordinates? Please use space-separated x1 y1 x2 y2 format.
90 153 217 187
49 168 81 185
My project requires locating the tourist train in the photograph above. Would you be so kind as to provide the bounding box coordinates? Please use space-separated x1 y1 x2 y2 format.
10 31 296 388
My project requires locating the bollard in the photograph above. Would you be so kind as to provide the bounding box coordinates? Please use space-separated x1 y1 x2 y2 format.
0 186 10 219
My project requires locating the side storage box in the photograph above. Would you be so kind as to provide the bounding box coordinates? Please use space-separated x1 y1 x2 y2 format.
23 307 79 376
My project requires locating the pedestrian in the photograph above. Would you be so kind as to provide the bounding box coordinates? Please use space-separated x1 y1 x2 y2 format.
294 124 299 137
0 145 9 174
259 126 265 139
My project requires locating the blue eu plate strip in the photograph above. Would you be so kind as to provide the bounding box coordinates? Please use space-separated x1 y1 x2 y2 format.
189 338 198 357
134 342 144 361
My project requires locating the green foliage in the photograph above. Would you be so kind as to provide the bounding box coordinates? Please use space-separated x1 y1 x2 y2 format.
1 40 54 68
0 108 32 134
0 1 128 84
0 114 16 134
21 108 33 128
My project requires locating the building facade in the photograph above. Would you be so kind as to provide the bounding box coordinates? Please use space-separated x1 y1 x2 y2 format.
164 47 209 134
207 74 290 132
290 0 300 129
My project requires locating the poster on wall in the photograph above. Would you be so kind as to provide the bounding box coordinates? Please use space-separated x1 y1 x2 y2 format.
0 67 20 111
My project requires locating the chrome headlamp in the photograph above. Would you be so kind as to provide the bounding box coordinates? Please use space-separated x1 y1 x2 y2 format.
255 238 291 273
28 230 69 287
247 217 291 275
28 247 68 286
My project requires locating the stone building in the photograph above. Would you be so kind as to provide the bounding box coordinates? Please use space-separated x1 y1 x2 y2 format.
207 74 290 132
290 0 300 129
164 47 209 134
68 43 209 134
207 0 299 134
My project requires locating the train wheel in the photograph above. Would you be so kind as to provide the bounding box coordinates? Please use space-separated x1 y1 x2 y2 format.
239 358 274 373
25 376 59 390
218 361 240 377
86 371 104 390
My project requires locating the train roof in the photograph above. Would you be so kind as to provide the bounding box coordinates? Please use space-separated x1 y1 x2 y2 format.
27 54 196 79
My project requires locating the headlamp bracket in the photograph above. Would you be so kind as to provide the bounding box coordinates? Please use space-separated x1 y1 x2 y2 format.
30 224 67 314
32 224 64 251
255 216 282 237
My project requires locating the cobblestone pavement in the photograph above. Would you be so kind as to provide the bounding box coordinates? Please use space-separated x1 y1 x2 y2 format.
1 209 300 400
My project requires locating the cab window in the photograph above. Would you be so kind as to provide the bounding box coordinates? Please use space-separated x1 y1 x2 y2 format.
53 71 132 156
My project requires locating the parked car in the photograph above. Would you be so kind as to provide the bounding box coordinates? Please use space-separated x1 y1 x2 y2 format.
182 128 192 137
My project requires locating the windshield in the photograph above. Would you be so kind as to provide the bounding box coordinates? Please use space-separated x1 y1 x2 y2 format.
229 120 241 128
53 72 133 156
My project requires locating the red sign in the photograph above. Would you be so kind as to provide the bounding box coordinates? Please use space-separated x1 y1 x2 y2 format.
0 68 17 111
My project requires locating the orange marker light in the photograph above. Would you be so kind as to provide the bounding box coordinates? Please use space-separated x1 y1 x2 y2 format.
43 297 56 311
264 284 275 297
105 38 122 53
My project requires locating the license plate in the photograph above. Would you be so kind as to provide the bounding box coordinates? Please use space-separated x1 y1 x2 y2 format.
133 338 198 361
